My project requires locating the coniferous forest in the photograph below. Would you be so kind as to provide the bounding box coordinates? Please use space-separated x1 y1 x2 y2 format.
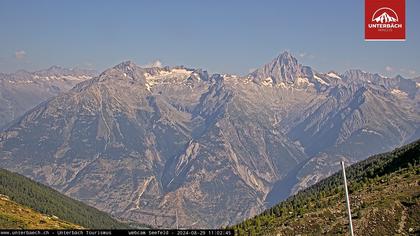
0 168 129 229
231 139 420 235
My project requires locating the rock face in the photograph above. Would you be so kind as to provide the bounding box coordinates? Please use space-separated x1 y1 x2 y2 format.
0 66 95 129
0 52 419 228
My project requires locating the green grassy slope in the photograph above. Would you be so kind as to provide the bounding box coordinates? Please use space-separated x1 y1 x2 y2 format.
0 168 129 229
0 194 83 229
231 139 420 235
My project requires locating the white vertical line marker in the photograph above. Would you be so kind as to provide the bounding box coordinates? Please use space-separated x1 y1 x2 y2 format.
341 161 354 236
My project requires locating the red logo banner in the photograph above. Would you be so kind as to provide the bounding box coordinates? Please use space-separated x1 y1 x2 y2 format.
365 0 406 41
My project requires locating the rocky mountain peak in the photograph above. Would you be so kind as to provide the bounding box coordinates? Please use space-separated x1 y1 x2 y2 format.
394 74 405 80
11 69 32 78
274 51 298 67
112 60 138 71
33 65 97 77
342 69 388 82
98 61 144 79
0 53 418 229
342 69 370 79
46 65 66 71
95 61 204 89
249 51 313 84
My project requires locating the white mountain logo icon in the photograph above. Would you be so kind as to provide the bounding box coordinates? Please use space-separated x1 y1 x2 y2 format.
372 7 399 23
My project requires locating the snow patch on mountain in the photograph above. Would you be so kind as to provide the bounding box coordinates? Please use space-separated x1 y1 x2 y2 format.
294 77 310 86
327 72 341 79
361 128 382 136
391 89 408 97
143 67 194 91
261 77 273 87
314 75 329 85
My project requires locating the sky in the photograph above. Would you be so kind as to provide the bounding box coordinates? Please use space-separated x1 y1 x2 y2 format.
0 0 419 77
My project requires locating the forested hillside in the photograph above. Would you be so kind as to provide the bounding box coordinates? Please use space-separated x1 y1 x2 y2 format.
232 139 420 235
0 168 129 229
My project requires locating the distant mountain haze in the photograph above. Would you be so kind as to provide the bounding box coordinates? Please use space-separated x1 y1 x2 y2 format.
0 52 418 228
0 66 96 129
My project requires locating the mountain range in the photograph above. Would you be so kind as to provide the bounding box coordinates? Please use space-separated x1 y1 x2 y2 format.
0 52 418 228
0 66 95 129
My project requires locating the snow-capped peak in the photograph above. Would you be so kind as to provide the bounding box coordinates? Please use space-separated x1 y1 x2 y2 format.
314 74 329 85
327 72 341 79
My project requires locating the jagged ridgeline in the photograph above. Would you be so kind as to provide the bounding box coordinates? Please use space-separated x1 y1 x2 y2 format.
1 52 418 228
0 169 129 229
231 139 420 235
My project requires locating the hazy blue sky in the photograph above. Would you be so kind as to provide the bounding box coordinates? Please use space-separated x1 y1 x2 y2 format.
0 0 419 77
